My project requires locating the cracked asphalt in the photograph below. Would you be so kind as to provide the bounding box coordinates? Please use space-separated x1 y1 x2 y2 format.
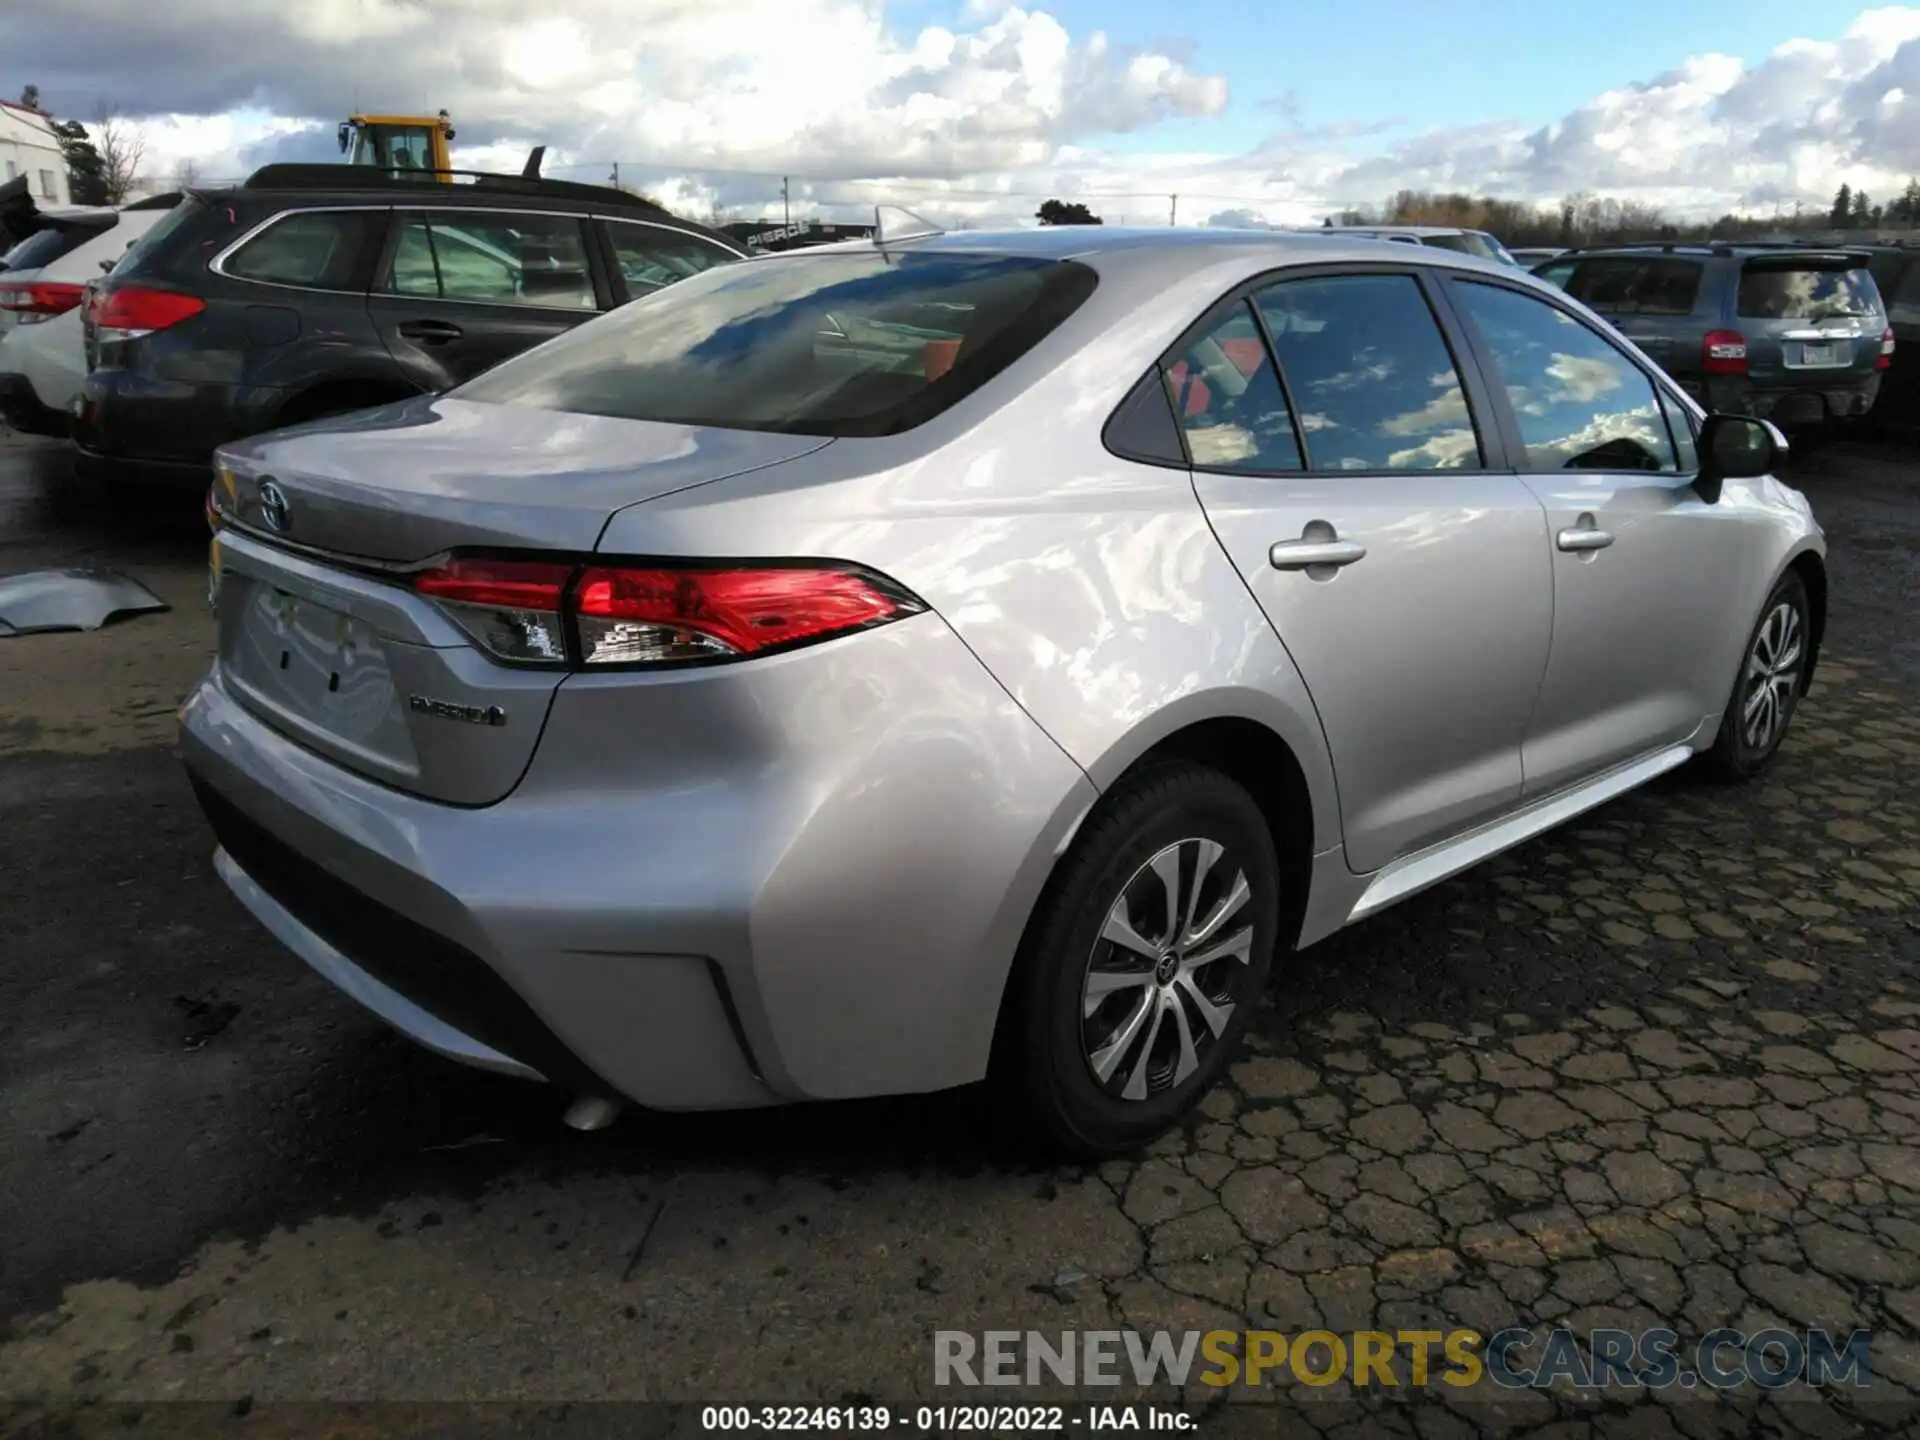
1 426 1917 1435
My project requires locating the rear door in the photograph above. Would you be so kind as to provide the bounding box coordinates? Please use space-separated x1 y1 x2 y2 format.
1560 255 1704 378
1734 253 1885 391
368 207 607 389
1184 266 1554 873
1441 275 1751 796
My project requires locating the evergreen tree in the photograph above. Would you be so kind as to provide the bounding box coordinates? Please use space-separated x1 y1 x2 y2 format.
1829 183 1853 228
55 121 111 207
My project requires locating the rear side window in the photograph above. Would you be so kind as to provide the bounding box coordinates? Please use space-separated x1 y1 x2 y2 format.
1563 258 1702 315
1 222 109 273
1423 232 1507 263
1256 272 1481 471
604 220 737 297
1165 302 1301 472
1453 281 1677 473
381 211 595 310
1737 263 1881 320
453 251 1098 437
224 211 379 290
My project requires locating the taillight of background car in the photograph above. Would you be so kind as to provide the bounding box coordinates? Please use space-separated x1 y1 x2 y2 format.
0 282 85 325
1703 329 1748 376
85 286 206 345
412 558 927 669
1879 326 1895 371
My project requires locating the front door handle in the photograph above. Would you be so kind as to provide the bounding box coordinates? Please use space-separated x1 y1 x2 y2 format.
1270 534 1367 571
1556 521 1615 553
398 319 463 344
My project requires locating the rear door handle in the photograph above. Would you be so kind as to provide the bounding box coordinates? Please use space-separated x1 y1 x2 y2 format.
1269 538 1368 570
1556 526 1615 552
398 319 463 343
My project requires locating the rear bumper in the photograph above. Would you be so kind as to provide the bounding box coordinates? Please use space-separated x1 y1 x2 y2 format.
178 615 1096 1111
76 366 270 484
1706 374 1881 425
0 372 68 437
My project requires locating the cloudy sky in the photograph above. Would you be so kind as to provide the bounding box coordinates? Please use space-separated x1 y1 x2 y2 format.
6 0 1920 226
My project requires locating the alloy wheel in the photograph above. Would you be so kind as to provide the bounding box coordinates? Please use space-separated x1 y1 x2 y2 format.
1741 599 1805 754
1080 838 1256 1102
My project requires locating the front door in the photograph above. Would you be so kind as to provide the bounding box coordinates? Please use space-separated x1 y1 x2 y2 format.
1184 268 1554 874
367 208 604 389
1442 276 1751 797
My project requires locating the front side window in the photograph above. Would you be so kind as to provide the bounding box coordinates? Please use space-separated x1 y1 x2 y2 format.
1452 280 1677 473
1657 388 1699 473
1164 302 1300 472
453 250 1097 437
1255 272 1481 471
1563 258 1702 316
605 221 737 297
379 211 595 310
1737 263 1881 321
224 210 379 290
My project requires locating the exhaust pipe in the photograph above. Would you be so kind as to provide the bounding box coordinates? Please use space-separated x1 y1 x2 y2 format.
562 1095 623 1132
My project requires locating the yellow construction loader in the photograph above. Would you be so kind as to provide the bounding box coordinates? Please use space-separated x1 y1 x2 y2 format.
337 111 456 179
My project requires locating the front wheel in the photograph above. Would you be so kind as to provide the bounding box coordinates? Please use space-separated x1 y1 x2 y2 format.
1702 571 1811 780
997 762 1281 1157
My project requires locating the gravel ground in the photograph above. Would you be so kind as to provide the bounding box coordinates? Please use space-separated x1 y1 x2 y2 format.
1 428 1916 1435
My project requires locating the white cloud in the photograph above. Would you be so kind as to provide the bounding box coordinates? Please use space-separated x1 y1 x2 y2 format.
17 3 1920 225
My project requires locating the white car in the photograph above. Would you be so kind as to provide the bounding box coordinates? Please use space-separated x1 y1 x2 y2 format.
1326 226 1523 267
0 190 175 434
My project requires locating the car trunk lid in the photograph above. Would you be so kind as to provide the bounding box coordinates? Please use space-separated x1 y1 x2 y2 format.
210 398 831 804
215 396 832 563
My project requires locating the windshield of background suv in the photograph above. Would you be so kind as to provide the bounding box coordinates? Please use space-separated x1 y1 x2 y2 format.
1422 232 1509 263
454 250 1099 437
1737 263 1881 321
0 221 111 273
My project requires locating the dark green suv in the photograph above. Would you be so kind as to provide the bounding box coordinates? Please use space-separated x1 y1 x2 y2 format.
1532 243 1892 431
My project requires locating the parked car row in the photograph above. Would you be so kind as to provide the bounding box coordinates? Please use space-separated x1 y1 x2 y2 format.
1526 241 1902 434
0 164 747 485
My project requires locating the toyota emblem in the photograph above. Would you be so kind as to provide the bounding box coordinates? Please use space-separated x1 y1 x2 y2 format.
258 480 291 535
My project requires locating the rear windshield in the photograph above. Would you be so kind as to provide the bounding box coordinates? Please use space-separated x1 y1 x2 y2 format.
110 196 206 279
1737 263 1881 320
1563 257 1703 315
0 220 112 274
454 251 1099 437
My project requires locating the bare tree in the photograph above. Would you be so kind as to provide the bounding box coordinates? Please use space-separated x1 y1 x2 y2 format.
93 105 147 204
171 157 203 192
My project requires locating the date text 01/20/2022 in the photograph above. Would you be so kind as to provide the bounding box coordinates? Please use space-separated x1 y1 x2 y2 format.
699 1406 1196 1431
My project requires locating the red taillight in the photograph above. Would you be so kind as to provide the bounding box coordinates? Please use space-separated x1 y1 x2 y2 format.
573 565 919 665
411 558 924 668
86 285 206 342
413 558 574 664
0 281 85 323
1879 326 1895 371
1703 329 1748 376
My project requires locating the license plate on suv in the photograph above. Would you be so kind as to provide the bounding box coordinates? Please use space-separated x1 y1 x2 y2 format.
1796 341 1844 367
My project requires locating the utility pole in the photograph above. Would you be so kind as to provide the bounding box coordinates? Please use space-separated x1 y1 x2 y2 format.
610 162 620 190
1169 194 1178 227
782 177 791 229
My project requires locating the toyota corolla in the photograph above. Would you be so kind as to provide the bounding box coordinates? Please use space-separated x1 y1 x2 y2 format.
184 226 1824 1155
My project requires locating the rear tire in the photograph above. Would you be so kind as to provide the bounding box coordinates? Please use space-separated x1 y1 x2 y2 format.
996 762 1281 1158
1702 571 1811 781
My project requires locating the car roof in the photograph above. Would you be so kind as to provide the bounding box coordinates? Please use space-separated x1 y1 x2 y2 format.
745 224 1532 281
1336 225 1485 238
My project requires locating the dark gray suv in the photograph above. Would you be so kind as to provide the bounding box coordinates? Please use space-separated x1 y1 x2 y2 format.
1532 243 1892 429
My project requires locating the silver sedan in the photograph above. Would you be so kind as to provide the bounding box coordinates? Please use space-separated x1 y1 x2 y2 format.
185 225 1823 1155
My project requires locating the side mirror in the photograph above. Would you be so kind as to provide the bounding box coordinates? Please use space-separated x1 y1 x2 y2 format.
1695 413 1786 504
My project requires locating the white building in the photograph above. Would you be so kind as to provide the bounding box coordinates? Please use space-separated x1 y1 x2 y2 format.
0 100 72 207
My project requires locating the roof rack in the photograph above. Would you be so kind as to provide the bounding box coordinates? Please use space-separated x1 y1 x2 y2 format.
240 163 675 217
